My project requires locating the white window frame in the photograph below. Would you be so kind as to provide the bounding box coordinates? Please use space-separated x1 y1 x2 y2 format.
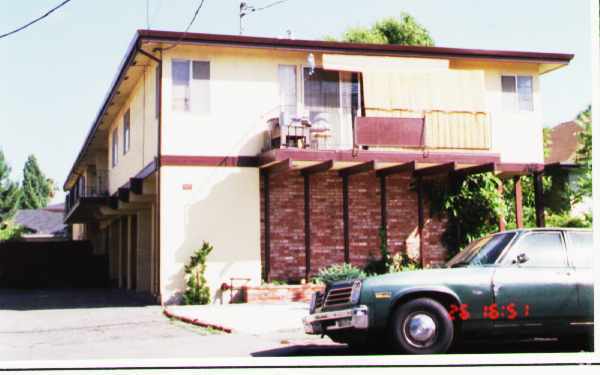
501 74 534 112
171 59 210 114
111 128 119 168
123 109 131 155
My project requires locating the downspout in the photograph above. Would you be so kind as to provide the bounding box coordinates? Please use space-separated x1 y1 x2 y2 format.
136 44 162 305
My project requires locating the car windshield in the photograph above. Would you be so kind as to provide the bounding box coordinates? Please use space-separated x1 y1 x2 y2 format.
445 232 516 268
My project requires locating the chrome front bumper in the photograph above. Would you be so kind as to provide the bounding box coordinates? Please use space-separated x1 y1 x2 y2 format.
303 305 369 334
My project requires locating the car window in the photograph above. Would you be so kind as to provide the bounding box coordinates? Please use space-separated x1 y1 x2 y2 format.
508 232 567 267
446 232 515 267
567 231 593 268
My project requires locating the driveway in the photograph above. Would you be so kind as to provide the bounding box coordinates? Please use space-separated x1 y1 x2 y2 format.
0 289 590 363
0 288 343 361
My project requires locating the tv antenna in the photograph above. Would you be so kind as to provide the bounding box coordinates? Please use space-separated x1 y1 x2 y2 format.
239 1 292 35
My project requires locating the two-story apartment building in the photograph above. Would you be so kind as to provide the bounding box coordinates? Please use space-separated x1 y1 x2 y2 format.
63 30 572 304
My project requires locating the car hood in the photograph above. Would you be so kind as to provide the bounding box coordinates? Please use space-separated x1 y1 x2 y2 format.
362 266 494 290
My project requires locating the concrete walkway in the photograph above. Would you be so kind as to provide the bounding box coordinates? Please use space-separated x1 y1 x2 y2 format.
165 302 309 335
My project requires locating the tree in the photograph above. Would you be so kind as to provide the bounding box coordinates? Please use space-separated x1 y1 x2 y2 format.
574 105 592 202
20 155 55 209
0 150 20 223
327 13 434 46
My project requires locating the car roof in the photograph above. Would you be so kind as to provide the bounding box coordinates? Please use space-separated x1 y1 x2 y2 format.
496 228 592 235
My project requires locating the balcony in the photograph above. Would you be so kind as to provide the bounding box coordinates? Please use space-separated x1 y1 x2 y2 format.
64 170 111 224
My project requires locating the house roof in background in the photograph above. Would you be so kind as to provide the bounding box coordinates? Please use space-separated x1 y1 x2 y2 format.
545 121 583 164
44 202 65 213
14 209 66 236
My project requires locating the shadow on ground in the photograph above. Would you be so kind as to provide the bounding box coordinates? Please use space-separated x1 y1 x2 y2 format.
251 337 593 357
0 288 157 310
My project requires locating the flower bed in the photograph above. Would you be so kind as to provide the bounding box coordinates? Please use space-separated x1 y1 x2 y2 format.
241 283 324 303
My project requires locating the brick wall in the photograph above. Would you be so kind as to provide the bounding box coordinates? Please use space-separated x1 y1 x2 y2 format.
260 170 448 282
243 284 325 303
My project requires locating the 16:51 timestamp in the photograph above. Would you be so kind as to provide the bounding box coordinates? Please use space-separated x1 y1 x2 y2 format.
448 303 531 321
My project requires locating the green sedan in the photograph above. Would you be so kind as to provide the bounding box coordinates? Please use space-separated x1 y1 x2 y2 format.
303 228 593 354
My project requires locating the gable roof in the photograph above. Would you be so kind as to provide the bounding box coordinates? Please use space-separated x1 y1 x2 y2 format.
14 209 66 236
545 121 583 164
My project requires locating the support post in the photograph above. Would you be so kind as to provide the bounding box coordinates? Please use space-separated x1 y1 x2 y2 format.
303 174 311 281
262 172 271 282
498 179 506 232
379 175 387 246
416 177 424 267
533 172 545 227
513 176 523 228
342 175 350 263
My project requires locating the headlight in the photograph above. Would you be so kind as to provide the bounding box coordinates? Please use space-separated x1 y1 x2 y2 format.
350 279 362 305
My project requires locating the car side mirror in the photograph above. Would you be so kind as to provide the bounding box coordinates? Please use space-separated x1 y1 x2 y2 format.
512 253 529 265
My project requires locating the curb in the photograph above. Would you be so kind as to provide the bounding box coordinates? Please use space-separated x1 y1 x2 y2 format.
163 308 234 334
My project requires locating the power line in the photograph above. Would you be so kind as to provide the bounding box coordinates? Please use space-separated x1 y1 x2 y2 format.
0 0 75 40
162 0 207 51
239 0 294 35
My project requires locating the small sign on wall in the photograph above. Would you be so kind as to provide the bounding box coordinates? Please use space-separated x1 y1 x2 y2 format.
182 183 193 190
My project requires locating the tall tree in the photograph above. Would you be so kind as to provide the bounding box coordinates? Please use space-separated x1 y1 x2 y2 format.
0 150 20 222
574 105 592 202
20 155 54 209
327 13 434 46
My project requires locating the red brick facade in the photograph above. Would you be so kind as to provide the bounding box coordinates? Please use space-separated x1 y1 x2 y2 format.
260 170 448 282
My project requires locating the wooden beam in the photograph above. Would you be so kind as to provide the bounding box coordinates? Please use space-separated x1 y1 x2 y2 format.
118 187 130 203
304 174 311 280
301 160 333 176
263 173 271 281
514 176 523 229
260 158 291 176
453 162 496 177
416 177 425 267
533 172 545 227
414 162 456 177
338 160 375 177
376 161 416 177
342 175 350 263
498 179 506 232
130 178 143 195
380 175 387 244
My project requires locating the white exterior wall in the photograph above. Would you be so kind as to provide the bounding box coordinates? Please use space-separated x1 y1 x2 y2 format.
160 166 261 304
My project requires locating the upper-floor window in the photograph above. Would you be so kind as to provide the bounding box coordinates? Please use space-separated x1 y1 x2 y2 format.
111 128 118 167
123 109 131 155
172 59 210 114
501 75 533 112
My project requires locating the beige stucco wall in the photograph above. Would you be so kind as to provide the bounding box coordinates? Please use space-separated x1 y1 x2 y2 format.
160 165 261 304
108 63 159 194
160 46 547 164
450 60 544 163
161 46 317 157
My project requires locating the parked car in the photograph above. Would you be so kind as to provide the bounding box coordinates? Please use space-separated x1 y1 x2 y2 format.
303 228 593 354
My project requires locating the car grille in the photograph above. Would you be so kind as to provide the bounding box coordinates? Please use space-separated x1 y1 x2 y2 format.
324 286 353 307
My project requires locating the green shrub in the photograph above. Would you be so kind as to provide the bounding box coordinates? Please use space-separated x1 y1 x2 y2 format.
546 212 592 228
183 242 213 305
388 252 420 273
312 263 367 285
0 221 26 241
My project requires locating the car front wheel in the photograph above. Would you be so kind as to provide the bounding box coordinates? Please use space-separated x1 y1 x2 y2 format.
390 297 454 354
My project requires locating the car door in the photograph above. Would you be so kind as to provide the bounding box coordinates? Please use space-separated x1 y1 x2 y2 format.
491 231 578 334
565 231 594 327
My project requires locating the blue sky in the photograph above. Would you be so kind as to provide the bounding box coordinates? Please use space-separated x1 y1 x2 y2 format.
0 0 593 204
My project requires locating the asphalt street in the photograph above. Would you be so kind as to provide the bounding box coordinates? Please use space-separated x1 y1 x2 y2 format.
0 288 591 362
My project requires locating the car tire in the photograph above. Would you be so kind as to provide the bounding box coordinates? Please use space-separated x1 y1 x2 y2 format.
390 297 454 354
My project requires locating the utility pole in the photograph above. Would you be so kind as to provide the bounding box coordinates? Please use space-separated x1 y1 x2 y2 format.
239 2 255 35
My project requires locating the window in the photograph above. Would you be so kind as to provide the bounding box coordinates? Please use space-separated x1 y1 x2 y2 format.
501 75 533 111
123 109 130 154
111 128 118 167
446 232 516 267
509 232 567 267
278 65 297 120
172 60 210 113
567 231 593 268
